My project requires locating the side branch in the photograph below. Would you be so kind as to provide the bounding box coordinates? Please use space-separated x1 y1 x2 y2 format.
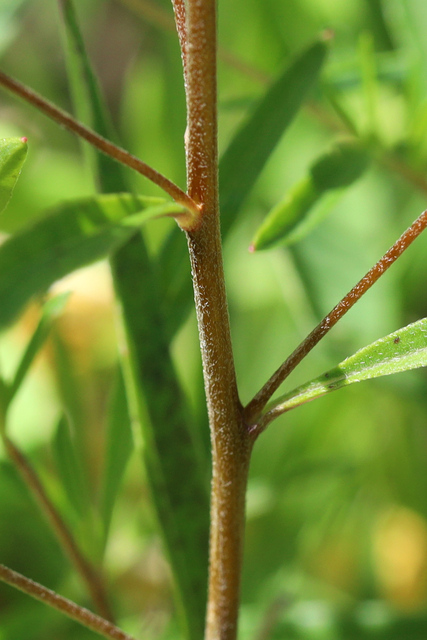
245 209 427 425
0 70 200 216
0 564 136 640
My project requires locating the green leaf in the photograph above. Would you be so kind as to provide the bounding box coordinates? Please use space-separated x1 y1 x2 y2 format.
266 318 427 419
310 140 370 192
250 140 370 251
219 35 331 234
250 176 319 251
0 193 182 330
111 237 210 640
52 414 90 519
158 36 331 335
100 368 133 547
7 293 69 405
0 137 27 214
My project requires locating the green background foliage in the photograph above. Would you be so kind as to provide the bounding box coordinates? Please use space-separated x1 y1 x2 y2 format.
1 0 427 638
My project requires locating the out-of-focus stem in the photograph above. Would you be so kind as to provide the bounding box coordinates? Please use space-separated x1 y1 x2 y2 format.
0 402 113 620
0 564 135 640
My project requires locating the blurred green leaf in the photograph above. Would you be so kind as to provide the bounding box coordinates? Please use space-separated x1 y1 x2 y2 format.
0 137 27 215
7 293 69 405
219 35 331 232
52 414 90 520
251 140 369 250
112 236 210 640
0 193 180 330
100 368 133 547
266 318 427 418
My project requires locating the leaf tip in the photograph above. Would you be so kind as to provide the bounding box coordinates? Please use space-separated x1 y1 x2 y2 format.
248 243 256 253
20 137 28 144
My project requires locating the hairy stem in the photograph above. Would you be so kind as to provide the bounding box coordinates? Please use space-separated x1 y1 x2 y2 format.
245 208 427 426
184 1 250 638
0 70 199 216
0 564 135 640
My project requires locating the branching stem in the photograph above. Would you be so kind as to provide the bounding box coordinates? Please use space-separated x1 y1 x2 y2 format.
245 208 427 427
0 564 136 640
0 70 200 217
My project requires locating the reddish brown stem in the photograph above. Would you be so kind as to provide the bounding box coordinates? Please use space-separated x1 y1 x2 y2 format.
0 69 199 217
184 1 249 639
0 564 135 640
245 209 427 426
171 0 188 75
1 431 113 621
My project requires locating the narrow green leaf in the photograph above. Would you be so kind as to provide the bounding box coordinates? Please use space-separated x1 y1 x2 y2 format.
0 137 27 214
111 238 210 640
59 0 126 192
266 318 427 419
219 35 331 234
158 36 331 334
250 176 318 251
7 293 70 405
101 368 133 547
60 5 210 637
0 193 180 329
52 414 90 519
250 140 370 251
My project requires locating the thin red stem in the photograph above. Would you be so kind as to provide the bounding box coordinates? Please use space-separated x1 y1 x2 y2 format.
245 209 427 425
0 69 200 218
0 564 136 640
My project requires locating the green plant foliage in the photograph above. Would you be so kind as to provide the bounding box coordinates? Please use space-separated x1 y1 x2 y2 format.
6 293 69 405
0 193 183 329
100 369 133 547
251 140 370 250
0 137 27 214
52 415 91 520
2 1 427 639
266 318 427 418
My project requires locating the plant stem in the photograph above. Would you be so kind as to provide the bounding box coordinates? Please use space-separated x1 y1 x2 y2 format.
0 564 136 640
0 69 199 217
245 208 427 426
183 1 250 638
0 407 113 621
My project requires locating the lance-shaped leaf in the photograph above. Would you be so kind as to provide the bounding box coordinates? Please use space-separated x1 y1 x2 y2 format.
250 140 370 251
159 35 331 335
0 193 186 329
6 293 69 405
52 414 91 520
0 137 27 214
220 34 331 233
100 368 133 548
262 318 427 425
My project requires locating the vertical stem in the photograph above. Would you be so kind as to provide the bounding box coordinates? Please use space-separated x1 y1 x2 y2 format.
184 1 250 639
